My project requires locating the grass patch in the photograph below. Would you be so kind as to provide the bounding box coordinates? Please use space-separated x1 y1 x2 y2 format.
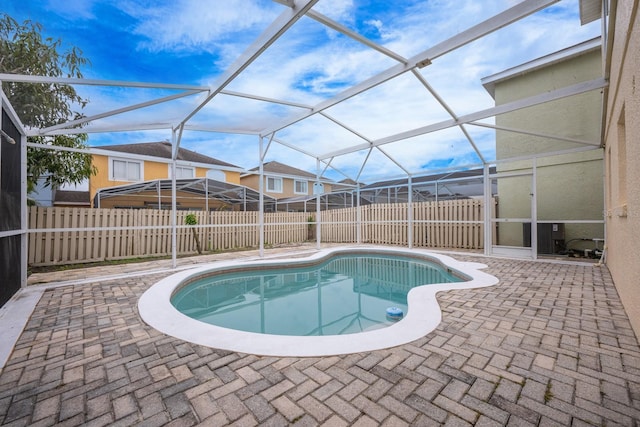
544 381 554 403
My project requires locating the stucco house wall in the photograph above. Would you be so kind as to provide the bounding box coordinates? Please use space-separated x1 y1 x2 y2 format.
240 161 333 200
488 43 604 250
89 154 240 203
603 0 640 337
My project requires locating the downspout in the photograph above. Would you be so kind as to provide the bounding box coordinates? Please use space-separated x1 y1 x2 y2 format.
483 164 492 255
531 158 538 260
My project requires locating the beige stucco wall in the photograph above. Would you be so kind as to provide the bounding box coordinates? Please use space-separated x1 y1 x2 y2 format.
494 48 604 249
603 0 640 337
240 174 332 200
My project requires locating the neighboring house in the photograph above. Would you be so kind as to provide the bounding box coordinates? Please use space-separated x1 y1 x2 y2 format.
90 141 244 209
29 175 90 207
331 178 361 193
241 161 333 200
481 37 604 255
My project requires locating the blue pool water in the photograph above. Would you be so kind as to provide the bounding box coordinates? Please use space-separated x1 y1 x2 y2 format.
171 254 462 336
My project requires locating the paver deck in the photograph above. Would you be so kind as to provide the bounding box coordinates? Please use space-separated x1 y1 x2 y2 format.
1 245 639 426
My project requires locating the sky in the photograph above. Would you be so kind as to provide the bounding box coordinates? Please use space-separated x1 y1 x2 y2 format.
3 0 602 184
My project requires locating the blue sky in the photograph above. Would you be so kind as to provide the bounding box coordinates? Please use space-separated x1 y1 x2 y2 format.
4 0 601 183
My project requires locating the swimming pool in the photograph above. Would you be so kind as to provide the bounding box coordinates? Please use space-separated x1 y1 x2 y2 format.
171 254 463 336
139 246 499 356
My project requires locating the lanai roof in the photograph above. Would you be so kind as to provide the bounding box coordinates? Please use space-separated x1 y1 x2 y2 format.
94 178 276 208
1 1 605 184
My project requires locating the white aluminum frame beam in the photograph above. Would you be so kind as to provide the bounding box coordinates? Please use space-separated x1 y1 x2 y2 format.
176 0 320 142
468 121 601 146
34 122 176 136
0 73 209 91
320 77 608 159
38 89 203 135
25 142 246 173
411 70 486 164
261 0 560 136
0 89 28 289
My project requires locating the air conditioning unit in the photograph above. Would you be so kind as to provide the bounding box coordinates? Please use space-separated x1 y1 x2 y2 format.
523 223 565 254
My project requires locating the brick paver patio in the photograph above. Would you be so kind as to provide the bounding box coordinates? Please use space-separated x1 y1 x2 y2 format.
1 246 639 426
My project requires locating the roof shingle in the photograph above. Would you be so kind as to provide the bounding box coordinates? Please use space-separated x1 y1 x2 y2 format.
96 142 239 168
248 161 317 179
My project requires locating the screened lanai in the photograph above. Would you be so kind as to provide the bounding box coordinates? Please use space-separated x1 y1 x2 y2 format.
94 177 277 211
1 0 608 293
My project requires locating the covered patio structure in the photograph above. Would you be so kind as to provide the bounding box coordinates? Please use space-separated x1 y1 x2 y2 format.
94 177 277 212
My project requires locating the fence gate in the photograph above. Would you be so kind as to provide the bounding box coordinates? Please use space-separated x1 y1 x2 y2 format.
0 104 25 307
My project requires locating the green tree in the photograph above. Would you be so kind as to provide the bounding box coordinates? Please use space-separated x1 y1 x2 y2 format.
0 13 95 192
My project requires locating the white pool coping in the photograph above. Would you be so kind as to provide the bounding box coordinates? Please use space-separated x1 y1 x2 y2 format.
138 246 499 357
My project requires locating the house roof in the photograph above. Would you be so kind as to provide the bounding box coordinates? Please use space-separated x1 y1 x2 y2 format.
247 161 318 179
54 190 91 206
97 142 239 169
330 178 362 192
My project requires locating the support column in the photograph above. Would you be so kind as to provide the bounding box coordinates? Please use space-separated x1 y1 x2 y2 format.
171 131 178 268
356 185 362 244
20 133 27 288
258 136 265 257
315 158 321 250
408 175 413 249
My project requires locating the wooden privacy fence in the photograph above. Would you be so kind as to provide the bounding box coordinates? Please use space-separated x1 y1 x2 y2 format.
28 198 488 266
321 199 486 249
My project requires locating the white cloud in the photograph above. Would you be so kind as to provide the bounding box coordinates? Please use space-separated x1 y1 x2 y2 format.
44 0 97 20
313 0 355 22
122 0 278 54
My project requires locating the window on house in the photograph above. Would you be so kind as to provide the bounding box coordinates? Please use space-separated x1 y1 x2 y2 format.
267 176 283 193
111 158 142 181
169 165 195 179
294 180 308 194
